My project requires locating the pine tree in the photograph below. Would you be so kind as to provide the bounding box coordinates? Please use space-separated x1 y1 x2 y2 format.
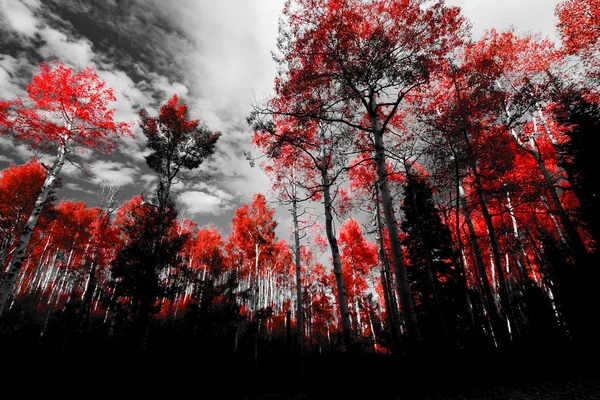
400 170 463 344
109 198 188 357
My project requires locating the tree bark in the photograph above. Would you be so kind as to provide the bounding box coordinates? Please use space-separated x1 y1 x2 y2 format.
451 164 478 342
374 194 403 354
534 150 589 265
0 144 66 318
292 197 304 359
78 262 97 333
319 142 354 351
468 163 521 343
369 97 421 342
459 185 508 346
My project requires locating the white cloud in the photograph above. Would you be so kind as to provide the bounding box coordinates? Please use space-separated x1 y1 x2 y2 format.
0 136 34 161
0 0 39 37
179 190 226 216
0 55 32 99
71 146 94 160
159 0 285 132
142 71 189 102
0 137 13 151
0 154 14 163
61 162 85 179
140 173 157 185
64 182 95 195
190 181 235 201
171 180 185 192
97 68 150 121
446 0 561 41
211 188 234 202
12 144 35 161
89 160 138 186
37 26 95 68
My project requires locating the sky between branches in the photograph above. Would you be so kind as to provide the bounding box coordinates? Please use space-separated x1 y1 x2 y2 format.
0 0 561 238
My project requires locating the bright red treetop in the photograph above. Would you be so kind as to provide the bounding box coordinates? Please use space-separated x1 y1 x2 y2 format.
0 62 131 152
338 217 378 276
229 193 277 258
556 0 600 56
272 0 468 129
194 226 227 273
0 159 47 241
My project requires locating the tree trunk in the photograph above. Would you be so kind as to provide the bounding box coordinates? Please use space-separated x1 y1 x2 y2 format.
319 141 354 351
0 144 66 318
292 197 304 359
534 150 589 265
451 166 478 342
0 233 14 271
369 99 421 342
459 185 508 346
78 262 97 333
469 164 521 343
133 267 157 360
374 186 403 354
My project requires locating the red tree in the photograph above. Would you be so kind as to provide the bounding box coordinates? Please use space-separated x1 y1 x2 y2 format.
253 0 469 341
228 194 277 319
0 159 47 270
0 62 131 316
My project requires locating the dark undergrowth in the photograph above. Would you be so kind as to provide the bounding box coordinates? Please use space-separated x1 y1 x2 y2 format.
1 328 597 399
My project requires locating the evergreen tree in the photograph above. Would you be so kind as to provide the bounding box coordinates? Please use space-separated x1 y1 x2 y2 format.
553 89 600 253
109 199 189 354
400 170 463 344
549 87 600 345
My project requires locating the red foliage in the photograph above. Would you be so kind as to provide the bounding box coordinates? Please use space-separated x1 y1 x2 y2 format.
0 62 132 152
0 159 47 268
556 0 600 56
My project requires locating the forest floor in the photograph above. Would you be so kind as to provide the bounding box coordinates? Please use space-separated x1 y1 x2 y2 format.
249 376 600 400
240 344 600 400
420 376 600 400
3 331 598 399
247 373 600 400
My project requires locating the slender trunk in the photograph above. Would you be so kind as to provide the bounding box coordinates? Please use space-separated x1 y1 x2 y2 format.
255 242 260 316
541 197 567 245
510 108 587 264
0 144 67 318
78 262 97 333
319 139 354 351
505 191 534 291
459 185 507 345
292 197 304 359
352 277 361 336
40 267 66 339
452 167 477 341
0 233 14 271
369 98 421 342
254 242 260 364
469 164 520 343
374 185 403 353
535 152 589 264
133 257 158 361
367 309 377 353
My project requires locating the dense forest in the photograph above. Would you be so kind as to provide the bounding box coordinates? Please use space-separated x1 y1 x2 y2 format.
0 0 598 397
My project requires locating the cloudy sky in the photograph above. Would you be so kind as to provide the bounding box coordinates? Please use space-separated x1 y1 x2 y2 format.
0 0 561 238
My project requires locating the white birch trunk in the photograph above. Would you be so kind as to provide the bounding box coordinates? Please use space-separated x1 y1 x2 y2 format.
0 143 67 317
